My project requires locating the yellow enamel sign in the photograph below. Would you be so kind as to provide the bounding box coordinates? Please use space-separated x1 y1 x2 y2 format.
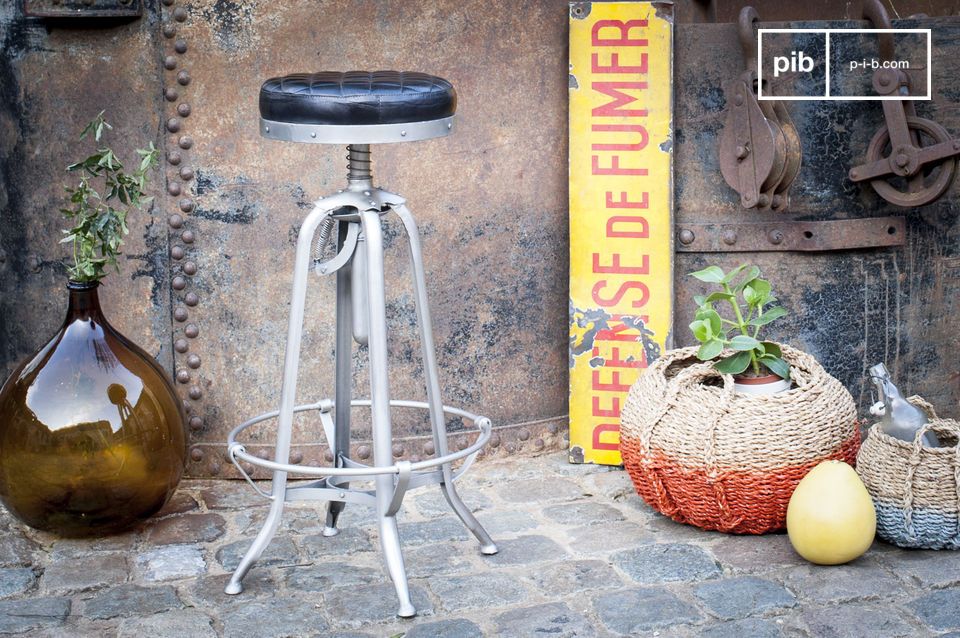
569 2 673 465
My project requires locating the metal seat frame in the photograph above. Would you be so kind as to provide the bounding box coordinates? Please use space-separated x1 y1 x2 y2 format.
223 137 497 618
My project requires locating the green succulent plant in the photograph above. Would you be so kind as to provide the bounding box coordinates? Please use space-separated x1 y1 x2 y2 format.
688 263 790 380
60 112 159 283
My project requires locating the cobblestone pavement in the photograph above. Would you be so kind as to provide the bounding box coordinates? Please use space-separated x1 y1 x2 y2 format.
2 452 958 636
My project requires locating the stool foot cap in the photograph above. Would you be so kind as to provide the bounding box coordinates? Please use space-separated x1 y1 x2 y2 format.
322 526 341 537
480 543 499 555
224 581 243 595
397 603 417 618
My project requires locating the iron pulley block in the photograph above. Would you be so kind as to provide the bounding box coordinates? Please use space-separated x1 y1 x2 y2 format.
719 7 802 212
849 0 960 207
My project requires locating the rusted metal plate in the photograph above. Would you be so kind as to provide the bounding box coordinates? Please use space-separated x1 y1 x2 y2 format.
24 0 142 18
675 16 960 418
676 217 906 252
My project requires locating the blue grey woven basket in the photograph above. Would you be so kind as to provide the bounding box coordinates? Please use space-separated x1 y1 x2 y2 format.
856 397 960 550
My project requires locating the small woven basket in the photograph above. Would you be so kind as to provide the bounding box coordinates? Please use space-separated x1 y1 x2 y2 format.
857 397 960 549
620 344 860 534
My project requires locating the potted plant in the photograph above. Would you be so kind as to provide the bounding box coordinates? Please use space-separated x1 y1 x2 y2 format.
0 113 186 536
688 263 791 395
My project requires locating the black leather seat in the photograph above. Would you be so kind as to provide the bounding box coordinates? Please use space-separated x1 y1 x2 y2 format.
259 71 456 126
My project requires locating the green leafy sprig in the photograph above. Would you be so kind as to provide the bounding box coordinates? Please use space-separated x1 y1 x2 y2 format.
688 264 790 380
60 111 159 283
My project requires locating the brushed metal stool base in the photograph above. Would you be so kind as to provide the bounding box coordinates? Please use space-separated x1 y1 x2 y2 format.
223 162 496 618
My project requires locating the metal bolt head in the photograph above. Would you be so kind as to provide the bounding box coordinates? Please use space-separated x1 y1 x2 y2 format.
757 194 771 208
162 24 177 38
722 229 738 245
176 369 190 383
163 55 177 70
167 151 182 165
183 261 198 275
768 229 784 245
187 353 201 368
177 70 191 86
174 307 188 322
168 182 182 196
174 39 188 54
895 153 909 168
392 443 405 458
189 415 204 430
179 198 194 212
188 385 203 400
168 213 184 228
518 428 530 441
423 441 436 456
290 451 304 464
178 135 193 149
173 7 188 21
181 230 195 244
177 103 191 117
172 275 187 290
164 87 179 102
184 292 199 306
678 229 695 245
174 338 189 353
26 254 41 273
190 447 204 462
170 245 185 260
400 130 407 137
179 167 194 181
185 324 199 338
735 144 749 160
356 445 371 460
166 117 181 133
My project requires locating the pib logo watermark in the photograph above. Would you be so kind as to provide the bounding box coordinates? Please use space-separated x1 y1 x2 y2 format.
758 28 930 100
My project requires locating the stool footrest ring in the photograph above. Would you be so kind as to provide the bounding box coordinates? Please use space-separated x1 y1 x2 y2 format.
227 399 492 499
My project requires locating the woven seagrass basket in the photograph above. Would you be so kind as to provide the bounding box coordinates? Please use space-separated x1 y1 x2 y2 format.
620 344 860 534
857 397 960 549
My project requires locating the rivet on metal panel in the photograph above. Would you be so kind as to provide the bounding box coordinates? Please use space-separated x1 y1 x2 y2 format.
176 369 190 383
172 7 187 21
167 151 181 165
290 451 303 464
392 444 404 458
174 338 189 353
518 428 530 441
166 118 181 133
174 39 187 54
179 198 194 212
505 442 517 453
178 136 193 149
182 400 191 413
167 182 181 196
174 307 188 322
722 229 738 245
177 103 191 117
162 24 176 38
423 441 435 456
208 461 221 475
188 386 202 400
179 167 194 181
164 87 179 102
190 447 204 462
184 292 199 307
547 423 558 435
170 245 185 260
181 230 195 243
168 213 183 228
186 353 201 368
678 229 695 245
183 261 197 275
172 276 186 290
533 439 545 451
489 433 500 448
161 0 174 6
177 71 191 86
357 445 371 460
768 229 784 245
323 450 335 463
163 56 177 71
185 324 199 338
190 415 203 430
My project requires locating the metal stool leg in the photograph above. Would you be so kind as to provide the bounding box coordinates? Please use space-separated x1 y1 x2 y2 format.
225 204 330 595
360 209 416 618
394 204 498 555
324 222 353 537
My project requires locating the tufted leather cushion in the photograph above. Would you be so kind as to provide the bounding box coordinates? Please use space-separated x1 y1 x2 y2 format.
259 71 456 126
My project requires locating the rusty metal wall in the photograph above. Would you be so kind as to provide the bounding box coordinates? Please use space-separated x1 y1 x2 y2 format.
2 1 960 477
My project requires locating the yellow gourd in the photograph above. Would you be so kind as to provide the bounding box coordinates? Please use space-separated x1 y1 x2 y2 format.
786 460 876 565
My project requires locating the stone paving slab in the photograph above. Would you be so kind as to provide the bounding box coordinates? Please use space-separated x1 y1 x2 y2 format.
0 452 955 636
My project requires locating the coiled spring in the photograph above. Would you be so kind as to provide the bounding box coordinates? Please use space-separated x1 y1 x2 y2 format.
347 144 372 181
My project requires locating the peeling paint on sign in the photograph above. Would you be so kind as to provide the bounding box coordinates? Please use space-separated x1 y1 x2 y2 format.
568 1 673 465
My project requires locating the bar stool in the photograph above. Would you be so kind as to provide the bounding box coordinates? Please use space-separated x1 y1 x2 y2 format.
224 71 497 618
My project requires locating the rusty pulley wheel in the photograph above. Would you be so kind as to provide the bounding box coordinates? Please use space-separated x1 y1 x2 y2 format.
855 116 957 208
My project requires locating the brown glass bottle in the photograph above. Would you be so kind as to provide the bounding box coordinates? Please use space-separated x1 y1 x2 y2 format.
0 281 186 536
